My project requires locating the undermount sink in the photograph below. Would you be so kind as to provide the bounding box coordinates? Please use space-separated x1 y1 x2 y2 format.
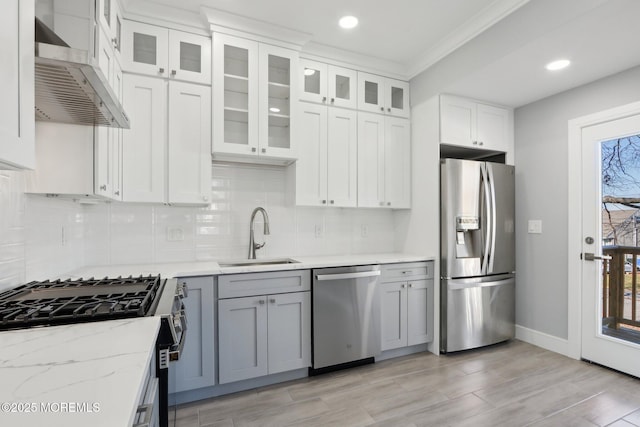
217 258 301 268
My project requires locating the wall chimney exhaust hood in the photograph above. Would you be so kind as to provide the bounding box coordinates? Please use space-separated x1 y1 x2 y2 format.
34 18 130 129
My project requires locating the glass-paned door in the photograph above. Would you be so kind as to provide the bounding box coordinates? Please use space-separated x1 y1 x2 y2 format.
581 112 640 378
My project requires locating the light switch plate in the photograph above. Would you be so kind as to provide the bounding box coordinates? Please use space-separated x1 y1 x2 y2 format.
528 220 542 234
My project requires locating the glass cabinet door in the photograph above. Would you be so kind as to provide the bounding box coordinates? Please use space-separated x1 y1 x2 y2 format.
212 33 258 156
299 59 327 104
168 30 211 85
328 66 357 109
122 20 168 77
357 71 385 114
259 44 298 159
387 79 410 118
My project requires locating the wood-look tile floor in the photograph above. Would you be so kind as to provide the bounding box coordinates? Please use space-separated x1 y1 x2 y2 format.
169 340 640 427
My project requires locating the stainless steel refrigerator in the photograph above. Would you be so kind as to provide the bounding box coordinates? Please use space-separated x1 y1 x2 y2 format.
440 158 515 353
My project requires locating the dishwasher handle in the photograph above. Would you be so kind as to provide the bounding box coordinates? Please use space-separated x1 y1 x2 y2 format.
315 270 381 281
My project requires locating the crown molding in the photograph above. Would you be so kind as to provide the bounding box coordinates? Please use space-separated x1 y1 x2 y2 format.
406 0 531 78
121 0 210 35
201 6 312 50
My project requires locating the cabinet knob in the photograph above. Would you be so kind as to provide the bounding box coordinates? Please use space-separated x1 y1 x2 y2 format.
171 70 177 76
159 67 165 74
261 148 266 153
330 200 334 205
251 147 257 152
269 298 276 304
380 107 384 112
409 283 413 288
387 202 391 206
100 185 107 191
258 300 265 305
322 96 327 103
387 107 391 112
379 201 384 206
114 190 120 196
331 98 335 104
473 141 478 145
401 284 406 288
322 200 327 204
479 141 484 146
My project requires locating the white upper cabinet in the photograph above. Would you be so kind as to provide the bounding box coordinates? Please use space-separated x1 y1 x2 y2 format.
358 72 410 118
97 0 123 63
358 113 411 209
167 81 212 205
122 20 211 84
299 59 357 109
212 33 298 163
0 0 34 170
440 94 513 154
121 74 167 203
296 103 357 207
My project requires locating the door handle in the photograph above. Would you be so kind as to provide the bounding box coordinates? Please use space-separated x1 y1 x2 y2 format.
583 253 612 261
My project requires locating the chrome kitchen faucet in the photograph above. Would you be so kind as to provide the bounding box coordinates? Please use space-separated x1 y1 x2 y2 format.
248 207 270 259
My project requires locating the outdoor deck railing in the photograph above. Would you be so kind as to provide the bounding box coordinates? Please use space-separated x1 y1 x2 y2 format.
602 246 640 330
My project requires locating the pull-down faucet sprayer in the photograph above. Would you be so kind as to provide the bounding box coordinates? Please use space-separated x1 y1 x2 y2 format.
248 207 270 259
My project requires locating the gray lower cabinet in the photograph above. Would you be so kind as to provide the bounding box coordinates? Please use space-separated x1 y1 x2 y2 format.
218 270 311 384
380 261 434 351
172 276 216 392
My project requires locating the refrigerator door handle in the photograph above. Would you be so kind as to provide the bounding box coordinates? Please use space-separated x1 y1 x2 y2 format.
487 163 497 273
448 278 513 290
480 164 492 275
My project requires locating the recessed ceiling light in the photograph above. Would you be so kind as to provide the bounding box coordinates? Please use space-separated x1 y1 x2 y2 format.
304 68 316 76
339 15 358 29
269 107 280 113
545 59 571 71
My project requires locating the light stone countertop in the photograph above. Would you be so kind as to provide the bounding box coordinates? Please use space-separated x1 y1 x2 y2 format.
61 253 435 279
0 317 160 427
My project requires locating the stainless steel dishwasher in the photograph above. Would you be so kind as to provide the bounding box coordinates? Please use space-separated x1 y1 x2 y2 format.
312 265 381 373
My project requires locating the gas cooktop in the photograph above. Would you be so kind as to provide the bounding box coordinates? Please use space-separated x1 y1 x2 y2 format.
0 275 165 331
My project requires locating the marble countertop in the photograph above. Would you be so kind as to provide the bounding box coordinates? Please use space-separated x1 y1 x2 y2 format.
61 253 435 279
0 317 160 427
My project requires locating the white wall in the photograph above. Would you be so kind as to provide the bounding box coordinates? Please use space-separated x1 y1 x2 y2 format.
515 65 640 340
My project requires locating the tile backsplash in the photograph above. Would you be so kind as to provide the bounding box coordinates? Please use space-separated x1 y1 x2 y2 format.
0 163 397 288
84 164 397 265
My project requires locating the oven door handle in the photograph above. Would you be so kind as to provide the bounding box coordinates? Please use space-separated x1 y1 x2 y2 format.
169 307 187 361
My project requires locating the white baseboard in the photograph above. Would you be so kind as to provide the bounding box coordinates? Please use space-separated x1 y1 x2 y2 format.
516 325 578 359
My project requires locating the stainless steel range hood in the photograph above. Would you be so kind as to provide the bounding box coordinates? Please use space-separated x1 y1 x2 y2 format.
35 18 130 129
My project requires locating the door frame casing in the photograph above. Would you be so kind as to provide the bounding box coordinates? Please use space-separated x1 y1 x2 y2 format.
567 100 640 360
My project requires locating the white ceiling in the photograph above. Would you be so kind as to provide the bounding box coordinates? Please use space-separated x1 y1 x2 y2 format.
126 0 640 108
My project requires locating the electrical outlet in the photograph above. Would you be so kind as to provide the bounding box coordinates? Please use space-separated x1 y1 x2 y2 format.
315 224 324 238
528 220 542 234
167 227 184 242
361 224 368 238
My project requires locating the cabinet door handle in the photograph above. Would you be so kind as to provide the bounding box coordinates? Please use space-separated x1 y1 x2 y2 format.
387 202 391 206
114 190 120 196
100 185 107 191
331 98 335 104
258 300 265 305
330 200 334 204
380 107 384 112
472 141 478 145
387 107 391 112
322 96 327 103
479 141 484 146
321 200 327 204
409 283 413 288
159 67 165 74
262 148 266 153
251 147 257 152
401 284 406 288
269 298 276 304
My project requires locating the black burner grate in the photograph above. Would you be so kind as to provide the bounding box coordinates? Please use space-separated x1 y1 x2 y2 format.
0 275 164 330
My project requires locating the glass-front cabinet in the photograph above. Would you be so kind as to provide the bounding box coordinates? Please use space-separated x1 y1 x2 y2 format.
213 33 298 162
300 59 357 109
357 72 410 118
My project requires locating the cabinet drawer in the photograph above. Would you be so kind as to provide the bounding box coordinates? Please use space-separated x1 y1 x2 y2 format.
382 262 433 280
218 270 311 299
